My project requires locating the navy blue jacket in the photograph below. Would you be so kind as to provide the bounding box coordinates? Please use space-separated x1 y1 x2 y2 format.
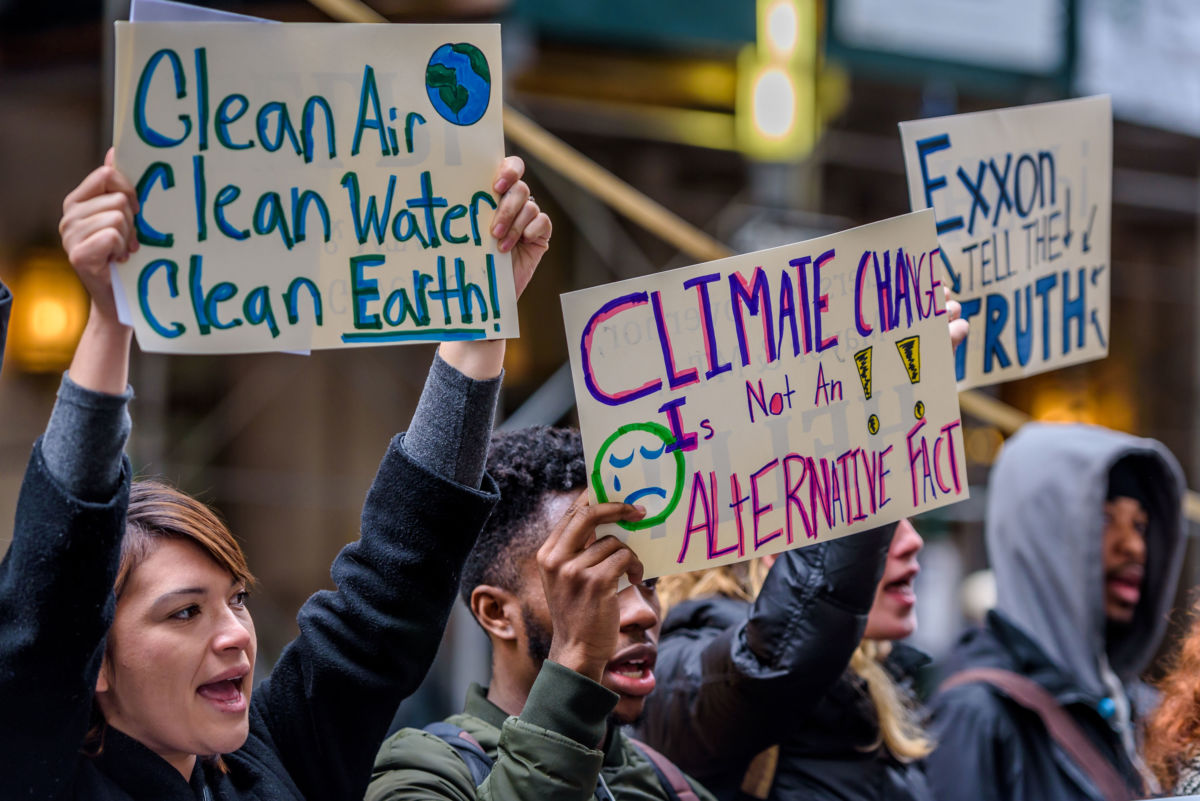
0 434 499 801
926 611 1144 801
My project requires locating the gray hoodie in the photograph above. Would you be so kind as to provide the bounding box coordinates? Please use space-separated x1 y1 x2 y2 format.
987 422 1186 703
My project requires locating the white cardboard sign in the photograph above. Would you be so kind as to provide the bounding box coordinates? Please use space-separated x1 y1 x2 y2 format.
113 22 514 353
900 96 1112 389
562 210 968 579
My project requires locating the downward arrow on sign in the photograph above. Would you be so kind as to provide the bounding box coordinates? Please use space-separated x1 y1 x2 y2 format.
1082 204 1097 253
1063 186 1073 248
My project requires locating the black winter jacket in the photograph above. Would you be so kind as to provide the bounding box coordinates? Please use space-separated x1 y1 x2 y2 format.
926 611 1144 801
0 434 499 801
637 527 894 801
764 643 932 801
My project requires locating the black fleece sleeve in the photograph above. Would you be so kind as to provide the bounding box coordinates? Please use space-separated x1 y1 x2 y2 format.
243 434 499 801
0 442 131 801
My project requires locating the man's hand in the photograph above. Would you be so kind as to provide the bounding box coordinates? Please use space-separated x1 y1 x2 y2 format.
537 492 646 682
59 148 139 327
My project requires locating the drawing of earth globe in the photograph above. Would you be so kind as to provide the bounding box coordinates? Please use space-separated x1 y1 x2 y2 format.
425 43 491 126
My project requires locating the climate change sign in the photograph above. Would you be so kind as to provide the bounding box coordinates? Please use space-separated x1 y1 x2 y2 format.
562 210 967 579
112 22 514 353
900 96 1112 389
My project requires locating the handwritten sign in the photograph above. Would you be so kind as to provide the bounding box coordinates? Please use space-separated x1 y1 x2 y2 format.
900 96 1111 389
562 210 968 579
112 22 515 354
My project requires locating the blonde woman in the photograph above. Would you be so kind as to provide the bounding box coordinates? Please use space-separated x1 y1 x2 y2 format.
637 521 933 801
636 298 967 801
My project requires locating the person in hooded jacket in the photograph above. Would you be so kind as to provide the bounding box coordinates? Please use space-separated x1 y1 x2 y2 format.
926 422 1187 801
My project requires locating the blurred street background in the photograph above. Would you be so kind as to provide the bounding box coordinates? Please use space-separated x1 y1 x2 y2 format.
2 0 1198 724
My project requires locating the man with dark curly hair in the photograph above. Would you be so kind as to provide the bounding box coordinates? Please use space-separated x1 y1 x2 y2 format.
368 426 716 801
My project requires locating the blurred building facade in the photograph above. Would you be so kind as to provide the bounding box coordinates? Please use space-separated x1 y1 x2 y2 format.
1 0 1197 719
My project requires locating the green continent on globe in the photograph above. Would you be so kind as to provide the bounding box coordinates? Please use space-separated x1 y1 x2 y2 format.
452 42 491 83
426 62 469 116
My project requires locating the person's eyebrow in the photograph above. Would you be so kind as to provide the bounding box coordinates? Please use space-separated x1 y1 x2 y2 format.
151 587 207 608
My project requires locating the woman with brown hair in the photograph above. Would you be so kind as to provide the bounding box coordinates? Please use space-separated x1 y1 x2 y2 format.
1144 614 1200 795
0 149 549 801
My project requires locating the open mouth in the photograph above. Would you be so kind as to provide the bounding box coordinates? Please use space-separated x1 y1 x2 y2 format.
604 647 657 697
197 671 248 713
611 658 652 679
883 575 916 604
1107 564 1143 607
1107 573 1142 607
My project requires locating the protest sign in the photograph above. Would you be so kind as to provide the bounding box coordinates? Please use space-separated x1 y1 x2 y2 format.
112 22 514 354
899 96 1111 389
562 210 967 579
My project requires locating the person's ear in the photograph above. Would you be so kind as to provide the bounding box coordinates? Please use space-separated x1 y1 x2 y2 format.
95 654 112 694
471 585 521 642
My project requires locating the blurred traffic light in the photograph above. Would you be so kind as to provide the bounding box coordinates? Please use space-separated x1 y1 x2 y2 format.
7 250 89 373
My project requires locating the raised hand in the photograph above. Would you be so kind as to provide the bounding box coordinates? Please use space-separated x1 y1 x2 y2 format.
438 155 550 380
536 492 646 682
489 155 550 300
59 148 139 326
58 149 137 394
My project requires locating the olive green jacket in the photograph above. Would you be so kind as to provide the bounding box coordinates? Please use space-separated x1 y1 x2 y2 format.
368 661 717 801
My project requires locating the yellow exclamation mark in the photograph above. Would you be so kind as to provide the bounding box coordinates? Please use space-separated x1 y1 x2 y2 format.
853 346 873 399
895 336 921 384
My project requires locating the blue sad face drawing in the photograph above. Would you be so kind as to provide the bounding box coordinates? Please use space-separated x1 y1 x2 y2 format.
591 422 686 531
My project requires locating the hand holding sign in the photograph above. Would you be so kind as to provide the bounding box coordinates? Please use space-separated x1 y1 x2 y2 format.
58 149 140 395
489 155 551 299
441 154 549 380
945 286 968 349
59 149 140 326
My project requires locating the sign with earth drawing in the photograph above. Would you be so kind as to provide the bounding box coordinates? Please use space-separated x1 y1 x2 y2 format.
112 22 514 354
562 210 968 580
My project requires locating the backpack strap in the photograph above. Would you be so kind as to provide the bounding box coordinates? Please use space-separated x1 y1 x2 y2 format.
424 721 494 788
627 737 701 801
939 668 1134 801
427 720 622 801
